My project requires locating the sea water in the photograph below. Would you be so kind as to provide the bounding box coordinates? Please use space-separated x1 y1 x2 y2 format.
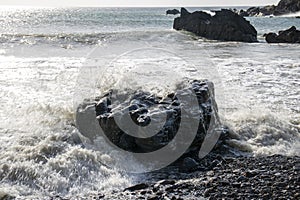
0 7 299 198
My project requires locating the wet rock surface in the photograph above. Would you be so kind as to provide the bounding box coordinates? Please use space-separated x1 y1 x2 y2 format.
94 80 228 158
264 26 300 43
173 8 257 42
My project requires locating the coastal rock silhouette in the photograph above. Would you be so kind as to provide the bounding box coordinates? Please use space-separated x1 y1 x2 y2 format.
173 8 257 42
237 0 300 16
240 5 276 16
166 9 180 15
274 0 300 15
264 26 300 43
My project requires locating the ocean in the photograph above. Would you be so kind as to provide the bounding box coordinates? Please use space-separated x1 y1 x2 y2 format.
0 7 299 199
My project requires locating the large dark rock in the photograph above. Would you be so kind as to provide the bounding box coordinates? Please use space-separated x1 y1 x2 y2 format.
76 80 229 163
238 9 249 17
237 0 300 16
260 5 277 16
246 6 261 16
242 5 276 16
96 80 220 154
166 9 180 15
173 8 257 42
264 26 300 43
274 0 300 15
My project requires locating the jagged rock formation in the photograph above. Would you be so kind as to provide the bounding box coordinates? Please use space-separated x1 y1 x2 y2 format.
264 26 300 43
173 8 257 42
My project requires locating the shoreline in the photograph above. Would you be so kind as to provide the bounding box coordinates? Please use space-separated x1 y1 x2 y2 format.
38 154 300 200
104 154 300 200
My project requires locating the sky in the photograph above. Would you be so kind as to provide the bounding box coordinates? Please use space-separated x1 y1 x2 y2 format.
0 0 279 7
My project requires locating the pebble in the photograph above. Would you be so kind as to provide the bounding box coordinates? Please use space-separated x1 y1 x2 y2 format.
180 157 199 172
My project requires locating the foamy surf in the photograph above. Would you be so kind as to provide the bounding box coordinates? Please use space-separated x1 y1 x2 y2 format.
279 11 300 18
224 108 300 156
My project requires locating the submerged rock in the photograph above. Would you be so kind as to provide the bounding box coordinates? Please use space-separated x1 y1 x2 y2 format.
166 9 180 15
264 26 300 43
173 8 257 42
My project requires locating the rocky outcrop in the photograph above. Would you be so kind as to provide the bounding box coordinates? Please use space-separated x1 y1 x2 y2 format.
239 5 276 17
96 80 226 154
237 0 300 16
166 9 180 15
264 26 300 43
173 8 257 42
76 80 230 164
274 0 300 15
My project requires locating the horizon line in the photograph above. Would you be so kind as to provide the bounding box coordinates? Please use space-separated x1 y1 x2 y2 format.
0 4 269 8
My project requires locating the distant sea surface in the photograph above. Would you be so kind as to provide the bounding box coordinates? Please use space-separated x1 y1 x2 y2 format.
0 7 299 199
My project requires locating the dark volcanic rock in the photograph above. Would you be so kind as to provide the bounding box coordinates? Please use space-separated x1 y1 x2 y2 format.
76 79 233 172
238 9 249 17
180 157 199 172
166 9 180 15
242 5 276 17
246 6 261 16
274 0 300 15
259 5 277 16
265 32 280 43
95 80 222 156
237 0 300 16
264 26 300 43
173 8 257 42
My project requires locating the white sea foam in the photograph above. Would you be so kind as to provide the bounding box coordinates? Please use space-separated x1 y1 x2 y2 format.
224 107 299 156
279 11 300 18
